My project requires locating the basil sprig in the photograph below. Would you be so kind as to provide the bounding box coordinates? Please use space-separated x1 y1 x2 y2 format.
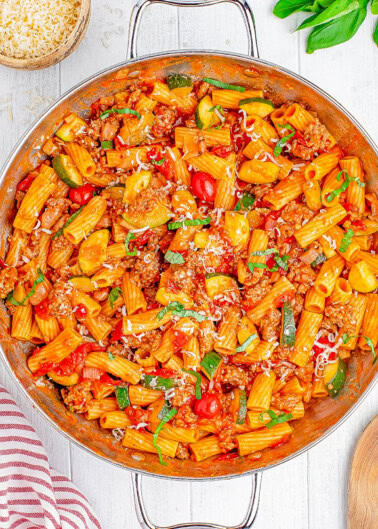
182 369 202 399
109 287 122 309
235 334 258 352
156 301 184 321
209 104 225 116
156 302 207 322
203 78 245 92
124 232 137 256
326 170 365 203
168 217 211 230
274 124 295 156
273 0 376 54
151 157 165 166
339 228 354 252
7 268 45 306
165 250 185 264
100 108 141 120
153 408 178 465
259 409 293 429
248 250 290 273
235 192 255 212
342 333 377 364
52 206 84 239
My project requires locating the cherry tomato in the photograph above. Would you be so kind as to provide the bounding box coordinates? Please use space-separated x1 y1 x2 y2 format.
147 148 175 180
100 372 122 386
34 362 58 377
313 335 337 361
194 393 221 419
17 172 37 192
69 184 96 206
74 303 88 319
172 329 190 353
34 298 50 320
264 210 282 231
110 320 124 343
351 219 366 231
134 229 153 248
211 146 232 158
191 172 216 203
148 368 177 378
113 136 130 150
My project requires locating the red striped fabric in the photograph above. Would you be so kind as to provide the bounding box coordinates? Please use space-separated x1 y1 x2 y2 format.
0 386 102 529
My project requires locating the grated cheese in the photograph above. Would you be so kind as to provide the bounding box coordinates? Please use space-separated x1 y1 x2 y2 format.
0 0 81 60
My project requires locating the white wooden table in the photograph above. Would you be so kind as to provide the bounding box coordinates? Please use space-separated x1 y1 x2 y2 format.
0 1 377 528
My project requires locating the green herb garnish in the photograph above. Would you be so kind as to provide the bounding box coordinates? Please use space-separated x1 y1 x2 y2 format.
326 170 365 203
7 268 45 306
109 287 122 309
203 78 245 92
342 333 376 364
101 141 114 150
235 192 255 212
151 157 165 166
171 309 207 322
274 124 295 157
235 334 258 352
168 217 211 230
125 232 137 256
339 228 354 253
209 105 225 116
165 250 185 264
258 409 293 429
156 302 184 321
100 108 141 120
108 351 115 361
153 408 178 465
52 206 84 240
182 369 202 399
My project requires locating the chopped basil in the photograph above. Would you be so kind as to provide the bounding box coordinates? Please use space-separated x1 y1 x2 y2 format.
171 309 207 322
101 141 114 150
311 253 327 268
258 409 293 429
153 408 178 465
108 351 115 361
156 302 184 321
248 262 269 273
168 217 211 230
235 192 255 212
239 97 275 108
209 104 225 116
52 206 84 239
342 333 376 364
339 229 354 253
151 157 165 166
275 255 289 271
7 268 45 306
203 78 245 92
250 249 277 257
100 108 141 120
235 334 258 352
165 250 185 264
182 369 202 399
248 251 289 273
326 170 365 203
124 232 137 256
273 124 295 157
342 333 351 344
109 287 122 309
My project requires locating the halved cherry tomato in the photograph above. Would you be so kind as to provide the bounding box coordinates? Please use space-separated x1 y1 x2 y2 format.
34 362 58 377
211 146 232 158
191 172 216 203
313 335 337 361
74 303 88 319
69 184 96 206
147 148 175 180
134 229 153 248
194 393 221 419
111 320 124 343
274 290 295 309
100 372 122 386
34 298 50 320
172 329 190 353
17 173 37 192
114 136 129 150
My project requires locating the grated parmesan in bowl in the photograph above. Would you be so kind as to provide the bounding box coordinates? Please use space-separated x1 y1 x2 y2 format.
0 0 89 69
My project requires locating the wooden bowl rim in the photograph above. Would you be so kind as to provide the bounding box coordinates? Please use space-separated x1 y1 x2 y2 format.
0 0 91 69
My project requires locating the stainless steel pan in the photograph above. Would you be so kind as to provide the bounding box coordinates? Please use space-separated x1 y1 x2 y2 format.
0 1 377 527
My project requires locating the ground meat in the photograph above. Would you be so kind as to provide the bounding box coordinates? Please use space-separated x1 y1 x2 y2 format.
171 267 196 297
323 303 355 335
131 249 161 288
127 187 170 220
281 202 314 229
151 105 177 138
259 307 281 342
271 393 301 412
171 384 195 408
292 119 331 160
50 234 73 253
218 423 237 452
287 260 316 295
252 183 274 199
273 360 296 379
242 276 271 310
0 267 18 298
196 81 215 100
61 380 93 413
221 365 248 387
147 225 169 251
295 362 314 384
175 442 190 460
101 119 119 141
41 198 71 229
174 404 197 428
48 281 73 318
123 329 162 353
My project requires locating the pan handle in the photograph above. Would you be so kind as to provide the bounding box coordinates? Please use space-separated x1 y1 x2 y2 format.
131 472 262 529
127 0 259 59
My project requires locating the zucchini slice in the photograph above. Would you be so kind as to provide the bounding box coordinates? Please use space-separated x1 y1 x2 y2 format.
200 351 222 379
52 154 83 188
311 253 327 268
195 95 219 130
323 358 346 398
280 301 296 347
230 388 247 425
55 115 87 142
122 202 171 228
141 375 178 391
115 386 130 409
166 73 193 96
239 97 275 117
123 170 152 204
205 273 236 300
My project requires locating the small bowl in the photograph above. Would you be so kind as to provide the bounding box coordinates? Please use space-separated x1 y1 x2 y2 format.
0 0 91 70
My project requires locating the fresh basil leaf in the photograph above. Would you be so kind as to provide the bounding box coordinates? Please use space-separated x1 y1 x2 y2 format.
125 232 137 256
168 217 211 230
372 0 378 15
13 269 45 306
342 333 351 344
153 408 177 465
258 409 293 429
274 130 295 156
363 336 377 365
171 309 207 322
100 108 141 120
306 5 368 53
151 157 165 166
182 369 202 399
235 192 255 212
273 0 314 18
339 229 354 253
108 351 115 361
297 0 360 30
250 249 277 257
235 334 258 352
52 206 84 239
6 292 25 306
275 255 290 271
156 302 185 321
209 105 225 116
109 287 122 309
303 0 334 12
165 250 185 264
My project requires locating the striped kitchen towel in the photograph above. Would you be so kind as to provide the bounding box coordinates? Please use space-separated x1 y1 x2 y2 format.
0 385 102 529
